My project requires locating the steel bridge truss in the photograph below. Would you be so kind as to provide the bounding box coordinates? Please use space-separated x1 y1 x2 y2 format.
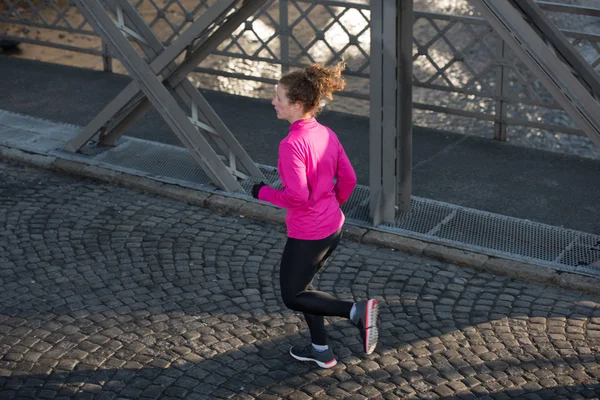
65 0 269 192
472 0 600 149
28 0 600 225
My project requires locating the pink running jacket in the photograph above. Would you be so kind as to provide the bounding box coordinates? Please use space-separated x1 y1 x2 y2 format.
258 118 357 240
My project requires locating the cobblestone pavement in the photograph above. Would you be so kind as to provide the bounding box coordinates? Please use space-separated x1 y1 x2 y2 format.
1 161 599 400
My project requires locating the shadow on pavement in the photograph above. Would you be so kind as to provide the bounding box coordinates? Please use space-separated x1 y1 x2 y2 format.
1 161 600 398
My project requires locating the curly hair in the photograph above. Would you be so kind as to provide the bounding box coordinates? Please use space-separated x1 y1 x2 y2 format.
279 61 346 115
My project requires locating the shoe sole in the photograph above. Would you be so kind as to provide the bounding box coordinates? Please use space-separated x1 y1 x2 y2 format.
364 299 379 355
289 349 337 369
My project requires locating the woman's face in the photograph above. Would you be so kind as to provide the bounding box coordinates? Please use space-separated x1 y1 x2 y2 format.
272 84 299 123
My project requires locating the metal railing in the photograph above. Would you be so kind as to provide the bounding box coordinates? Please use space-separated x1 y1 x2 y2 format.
1 0 600 143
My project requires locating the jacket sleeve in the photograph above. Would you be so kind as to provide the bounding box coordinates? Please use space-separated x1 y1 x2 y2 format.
334 143 357 206
258 142 309 208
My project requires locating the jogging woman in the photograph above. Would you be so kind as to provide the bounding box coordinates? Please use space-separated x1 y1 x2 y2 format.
251 61 379 368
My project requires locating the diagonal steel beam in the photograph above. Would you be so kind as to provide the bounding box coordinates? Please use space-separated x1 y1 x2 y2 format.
75 0 244 191
99 0 263 179
64 0 238 153
472 0 600 148
517 0 600 97
65 0 267 180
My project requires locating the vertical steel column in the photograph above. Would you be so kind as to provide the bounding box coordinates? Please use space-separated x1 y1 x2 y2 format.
494 39 508 141
369 0 384 226
102 40 112 73
397 0 413 212
381 0 398 222
370 0 412 225
279 0 289 74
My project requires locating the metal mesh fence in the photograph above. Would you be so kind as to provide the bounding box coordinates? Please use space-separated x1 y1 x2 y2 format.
341 187 600 277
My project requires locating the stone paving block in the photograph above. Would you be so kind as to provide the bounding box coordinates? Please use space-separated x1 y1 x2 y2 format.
206 194 246 214
342 224 368 243
78 165 120 182
51 158 88 175
362 231 427 254
159 186 210 208
482 257 558 286
0 145 56 167
239 202 286 225
555 272 600 296
424 244 489 267
113 173 165 193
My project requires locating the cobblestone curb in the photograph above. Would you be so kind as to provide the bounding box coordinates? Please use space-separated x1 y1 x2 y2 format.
2 144 599 297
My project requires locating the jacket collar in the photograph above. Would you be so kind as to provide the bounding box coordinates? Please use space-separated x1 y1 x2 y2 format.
289 117 317 131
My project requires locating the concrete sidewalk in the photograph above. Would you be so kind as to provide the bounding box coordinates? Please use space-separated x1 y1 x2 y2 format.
1 160 599 400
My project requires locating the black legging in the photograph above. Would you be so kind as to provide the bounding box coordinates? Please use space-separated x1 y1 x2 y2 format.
279 229 353 345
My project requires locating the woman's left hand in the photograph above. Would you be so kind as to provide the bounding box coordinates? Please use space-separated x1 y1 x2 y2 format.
251 182 267 199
